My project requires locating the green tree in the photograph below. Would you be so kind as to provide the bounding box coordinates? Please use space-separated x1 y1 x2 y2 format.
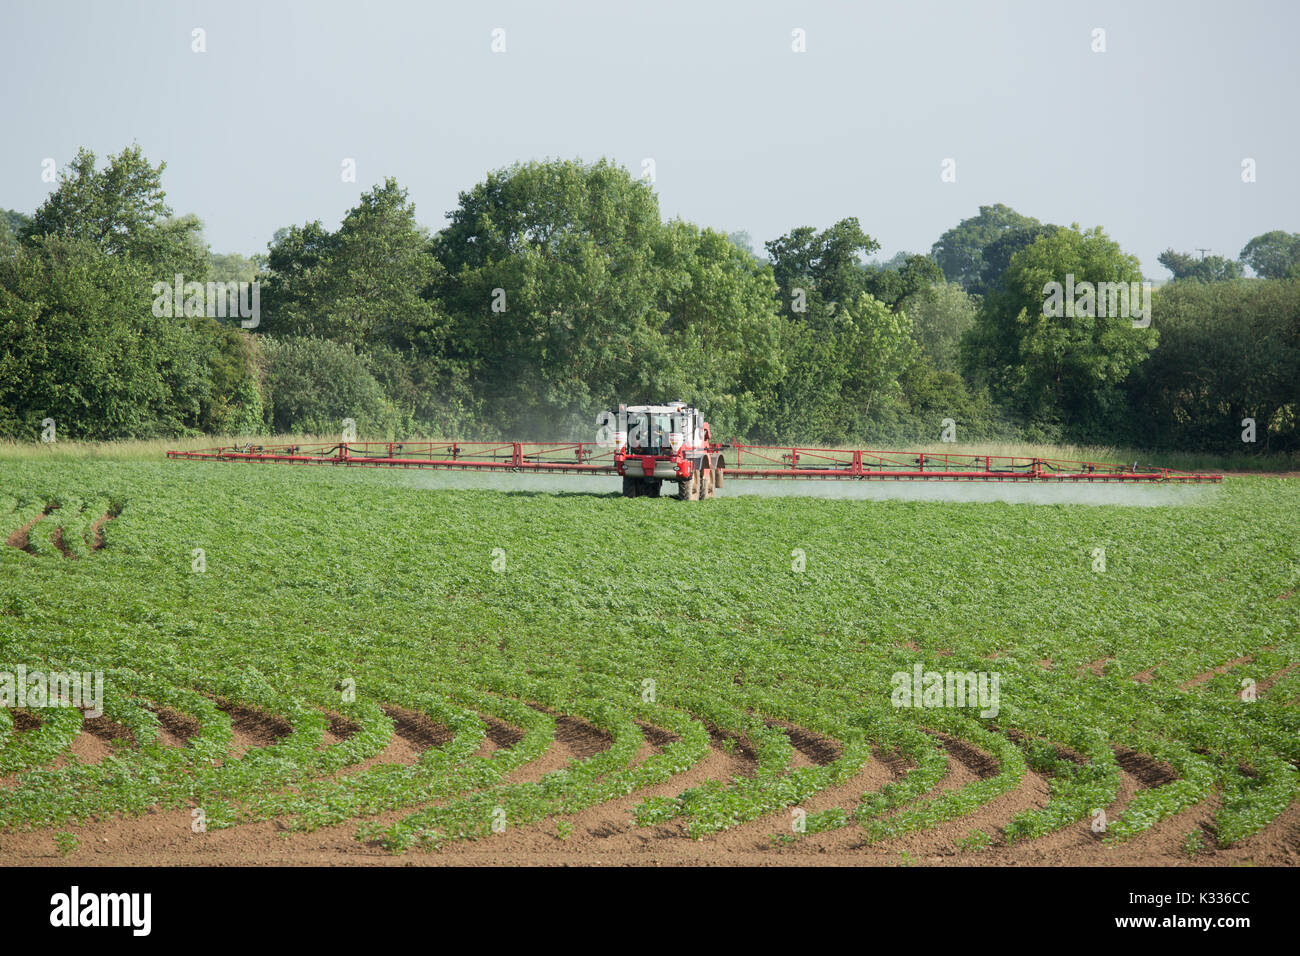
653 221 785 438
762 293 918 443
1 209 28 235
260 179 469 432
898 281 977 371
862 254 944 308
975 224 1061 295
1129 279 1299 452
1239 231 1300 279
208 251 259 284
964 225 1157 439
1157 249 1244 282
23 145 207 280
726 230 763 263
199 324 265 435
1 210 29 256
765 218 880 319
258 336 398 436
0 236 212 439
433 158 671 436
931 204 1040 289
262 179 444 346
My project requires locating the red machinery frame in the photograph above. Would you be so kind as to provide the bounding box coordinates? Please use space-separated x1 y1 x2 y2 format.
167 440 1222 483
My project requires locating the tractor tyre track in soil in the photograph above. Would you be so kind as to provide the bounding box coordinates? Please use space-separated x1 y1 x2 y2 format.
5 509 49 553
1 723 1296 865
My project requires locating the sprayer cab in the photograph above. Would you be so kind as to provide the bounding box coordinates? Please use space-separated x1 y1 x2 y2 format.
609 402 723 500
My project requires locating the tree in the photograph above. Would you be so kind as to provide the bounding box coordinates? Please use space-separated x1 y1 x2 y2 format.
931 204 1040 289
838 293 920 419
209 251 259 284
258 335 397 436
765 218 880 319
1 145 268 440
0 236 213 439
23 145 207 280
262 178 444 346
976 224 1061 295
1239 231 1300 279
260 221 334 335
198 323 265 435
1 210 29 255
726 230 763 263
434 158 672 436
862 254 944 308
259 179 469 431
1129 279 1299 453
653 221 785 438
1157 249 1243 282
1 209 28 235
898 281 977 371
0 213 22 259
762 292 918 443
964 225 1157 438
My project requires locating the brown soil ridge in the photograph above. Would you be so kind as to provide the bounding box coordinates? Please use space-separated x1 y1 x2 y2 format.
1 734 1292 866
57 714 138 767
1085 657 1112 677
1113 745 1178 788
1130 663 1162 683
503 713 613 785
319 710 361 747
764 717 841 767
50 525 75 559
151 707 200 748
213 699 294 760
470 727 760 857
898 742 1199 866
89 511 116 550
52 715 131 769
315 705 451 779
709 744 906 854
473 715 526 757
5 507 50 553
1259 663 1298 697
381 705 453 750
1179 656 1254 691
754 730 1051 863
3 793 1295 866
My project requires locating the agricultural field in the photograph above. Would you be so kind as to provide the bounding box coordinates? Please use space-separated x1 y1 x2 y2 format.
0 452 1297 866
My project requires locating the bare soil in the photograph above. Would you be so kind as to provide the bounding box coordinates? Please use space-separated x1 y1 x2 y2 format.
4 513 45 553
0 713 1295 867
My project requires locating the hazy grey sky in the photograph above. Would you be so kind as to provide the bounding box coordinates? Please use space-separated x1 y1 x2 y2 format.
3 0 1297 277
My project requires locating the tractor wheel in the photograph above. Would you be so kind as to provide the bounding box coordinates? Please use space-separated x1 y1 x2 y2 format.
699 465 714 499
622 475 640 498
645 480 662 498
676 469 698 501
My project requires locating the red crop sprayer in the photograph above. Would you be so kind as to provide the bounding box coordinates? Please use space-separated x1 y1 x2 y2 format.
168 401 1223 497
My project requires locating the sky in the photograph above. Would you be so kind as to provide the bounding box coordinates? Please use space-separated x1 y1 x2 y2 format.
3 0 1297 277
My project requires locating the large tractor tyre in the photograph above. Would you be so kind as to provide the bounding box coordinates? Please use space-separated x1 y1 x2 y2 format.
676 469 699 501
699 465 714 499
645 480 662 498
714 457 724 488
622 475 640 498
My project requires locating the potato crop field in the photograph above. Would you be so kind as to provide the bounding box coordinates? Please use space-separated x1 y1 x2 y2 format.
1 456 1297 866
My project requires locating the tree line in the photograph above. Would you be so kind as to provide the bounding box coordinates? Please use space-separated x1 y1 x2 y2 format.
2 147 1297 453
